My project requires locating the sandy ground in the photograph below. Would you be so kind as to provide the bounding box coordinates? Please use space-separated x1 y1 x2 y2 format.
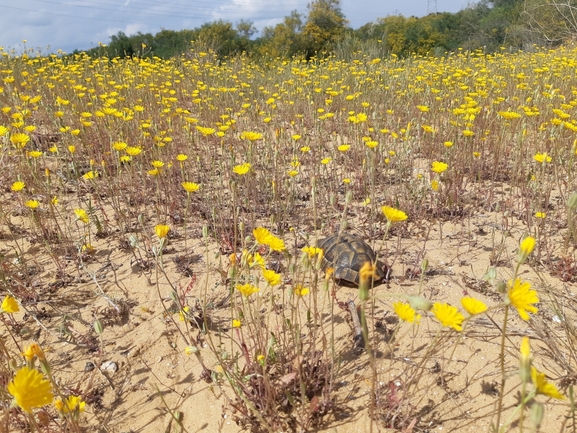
1 203 573 433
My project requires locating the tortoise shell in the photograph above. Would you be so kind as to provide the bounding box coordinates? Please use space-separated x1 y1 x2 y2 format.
317 233 387 286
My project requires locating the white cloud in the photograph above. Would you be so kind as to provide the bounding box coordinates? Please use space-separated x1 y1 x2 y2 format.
106 23 150 38
212 0 303 21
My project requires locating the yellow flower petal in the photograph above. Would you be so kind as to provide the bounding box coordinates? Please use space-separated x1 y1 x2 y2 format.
7 367 54 413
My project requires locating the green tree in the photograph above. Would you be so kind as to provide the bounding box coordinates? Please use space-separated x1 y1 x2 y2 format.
258 11 305 58
380 15 409 55
153 29 198 58
302 0 349 56
196 20 251 57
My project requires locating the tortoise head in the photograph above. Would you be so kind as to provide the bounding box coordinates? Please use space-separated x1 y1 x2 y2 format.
378 260 392 282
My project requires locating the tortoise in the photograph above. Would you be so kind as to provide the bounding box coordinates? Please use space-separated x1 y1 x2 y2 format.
316 233 388 286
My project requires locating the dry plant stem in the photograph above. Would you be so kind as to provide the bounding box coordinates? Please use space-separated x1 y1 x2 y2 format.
358 294 376 433
564 204 574 255
570 386 576 433
494 305 509 433
500 390 537 433
347 300 363 344
405 328 443 394
183 192 191 254
153 384 189 433
0 335 11 362
518 380 528 433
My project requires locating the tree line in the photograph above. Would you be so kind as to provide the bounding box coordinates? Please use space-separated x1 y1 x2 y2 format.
78 0 577 59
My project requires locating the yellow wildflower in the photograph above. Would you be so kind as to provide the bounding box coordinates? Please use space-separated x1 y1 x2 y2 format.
236 283 260 297
302 246 323 258
179 306 190 322
240 131 263 141
533 152 552 163
381 206 408 223
182 182 200 193
262 269 282 286
268 235 286 252
460 297 487 315
507 279 539 321
74 209 89 224
11 181 25 192
432 302 464 332
431 161 448 174
125 146 142 156
233 163 251 175
0 295 19 313
518 236 536 263
393 302 421 323
253 227 272 245
54 395 85 414
22 343 45 362
7 367 54 413
82 171 98 180
294 285 309 296
531 367 565 399
155 224 170 239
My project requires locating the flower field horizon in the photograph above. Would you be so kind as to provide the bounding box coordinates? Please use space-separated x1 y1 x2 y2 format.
1 43 577 431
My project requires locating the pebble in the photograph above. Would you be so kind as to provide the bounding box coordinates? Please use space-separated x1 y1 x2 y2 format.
84 362 95 372
101 360 119 373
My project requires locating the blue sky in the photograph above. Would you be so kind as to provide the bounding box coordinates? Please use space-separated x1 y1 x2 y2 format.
0 0 470 54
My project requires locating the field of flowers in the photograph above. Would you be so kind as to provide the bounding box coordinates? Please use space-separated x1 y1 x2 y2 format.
1 43 577 432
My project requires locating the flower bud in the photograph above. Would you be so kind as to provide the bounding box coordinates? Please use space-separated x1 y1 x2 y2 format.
519 336 531 383
420 259 428 274
128 235 138 248
40 360 52 377
94 319 104 335
407 296 433 311
359 262 376 301
530 402 544 429
184 346 199 355
483 267 497 282
517 236 535 264
8 357 18 372
315 250 324 271
169 291 179 304
345 191 352 205
300 251 311 270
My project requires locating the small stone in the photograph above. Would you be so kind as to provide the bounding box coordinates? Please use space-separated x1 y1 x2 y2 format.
101 361 118 373
84 362 95 372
